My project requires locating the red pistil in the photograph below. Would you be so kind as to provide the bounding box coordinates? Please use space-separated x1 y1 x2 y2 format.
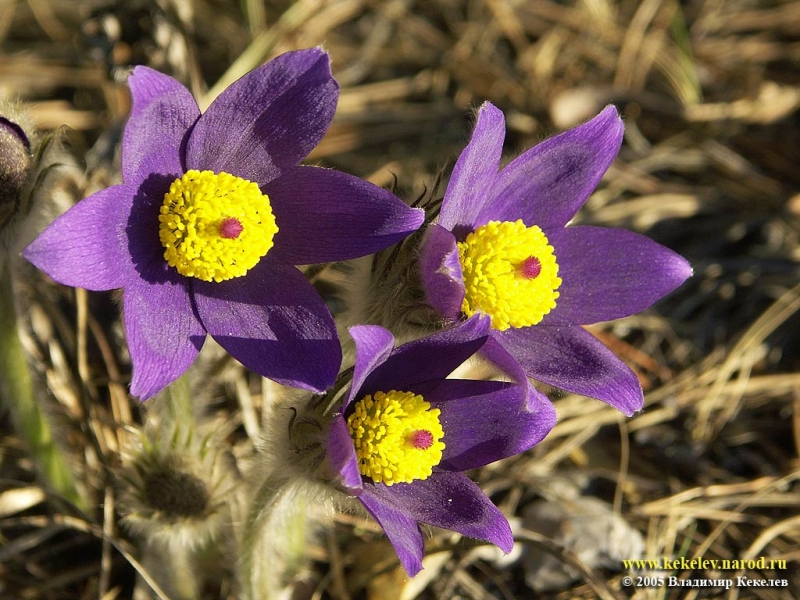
219 217 244 239
409 430 434 450
519 256 542 279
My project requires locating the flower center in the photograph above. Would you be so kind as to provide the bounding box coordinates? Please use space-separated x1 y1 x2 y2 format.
158 170 279 282
346 390 445 486
457 219 562 331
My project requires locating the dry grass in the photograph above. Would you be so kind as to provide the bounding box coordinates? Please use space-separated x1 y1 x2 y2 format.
1 0 799 598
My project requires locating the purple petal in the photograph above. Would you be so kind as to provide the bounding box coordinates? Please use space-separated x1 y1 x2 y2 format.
23 186 134 291
439 102 506 233
358 315 490 398
325 415 363 495
264 166 423 264
193 262 340 392
346 325 396 411
359 493 425 576
475 105 624 230
418 225 465 321
186 48 337 184
497 325 643 415
542 226 693 325
479 336 556 418
365 471 513 553
410 378 556 471
123 66 198 186
478 326 533 389
123 276 205 400
479 336 559 437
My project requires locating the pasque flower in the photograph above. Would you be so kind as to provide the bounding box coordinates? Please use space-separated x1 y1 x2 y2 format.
419 103 692 415
23 48 423 399
325 316 556 576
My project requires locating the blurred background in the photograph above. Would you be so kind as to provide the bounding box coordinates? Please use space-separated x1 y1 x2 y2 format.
1 0 799 598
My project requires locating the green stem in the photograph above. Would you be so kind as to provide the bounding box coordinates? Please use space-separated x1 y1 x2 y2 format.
0 260 85 508
136 372 205 597
158 369 193 427
138 542 199 600
239 474 310 600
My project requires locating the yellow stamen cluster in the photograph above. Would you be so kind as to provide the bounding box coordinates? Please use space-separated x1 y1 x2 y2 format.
457 219 562 331
158 170 278 282
347 390 445 486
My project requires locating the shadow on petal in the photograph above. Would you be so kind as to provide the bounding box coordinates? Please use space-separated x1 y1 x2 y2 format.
126 172 181 285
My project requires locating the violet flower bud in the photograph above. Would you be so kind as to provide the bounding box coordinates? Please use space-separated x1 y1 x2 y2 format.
0 112 33 232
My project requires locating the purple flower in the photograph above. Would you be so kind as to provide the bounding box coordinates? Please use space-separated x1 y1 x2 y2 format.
325 316 556 576
420 103 692 416
23 48 423 399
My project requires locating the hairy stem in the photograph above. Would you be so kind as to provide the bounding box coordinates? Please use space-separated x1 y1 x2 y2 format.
0 260 84 508
239 473 312 600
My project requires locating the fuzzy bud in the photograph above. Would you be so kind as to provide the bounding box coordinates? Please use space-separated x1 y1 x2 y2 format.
119 425 236 551
0 113 33 231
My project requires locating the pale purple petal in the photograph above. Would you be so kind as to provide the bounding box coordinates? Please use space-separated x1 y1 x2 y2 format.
186 48 337 184
475 105 623 230
542 226 694 325
193 262 340 392
123 67 198 185
365 471 514 553
359 493 425 576
265 166 424 264
418 225 465 321
497 325 643 415
23 186 134 290
410 378 556 471
346 325 396 411
325 415 363 495
123 276 205 400
439 102 505 233
357 315 490 398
